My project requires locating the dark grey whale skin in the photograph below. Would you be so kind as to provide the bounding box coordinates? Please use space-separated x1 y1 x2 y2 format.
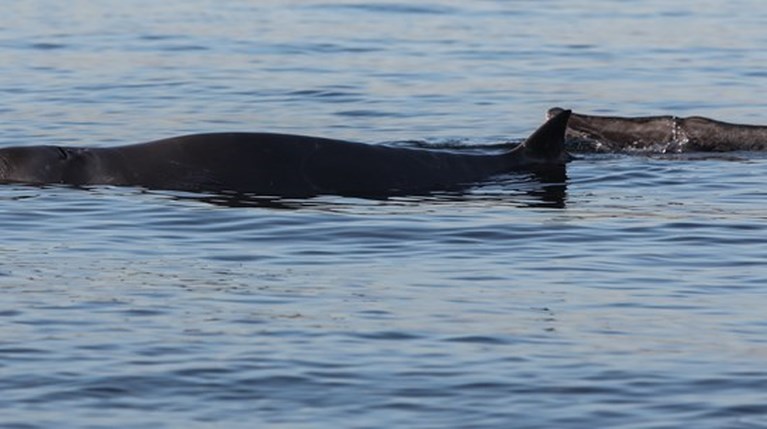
0 110 571 198
549 107 767 152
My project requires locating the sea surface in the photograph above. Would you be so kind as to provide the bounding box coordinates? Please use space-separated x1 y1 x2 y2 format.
1 1 766 428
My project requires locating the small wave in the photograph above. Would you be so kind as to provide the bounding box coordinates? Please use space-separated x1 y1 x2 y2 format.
28 42 67 50
316 3 457 15
335 109 408 118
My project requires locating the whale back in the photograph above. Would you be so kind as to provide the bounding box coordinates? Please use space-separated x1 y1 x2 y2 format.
0 110 572 197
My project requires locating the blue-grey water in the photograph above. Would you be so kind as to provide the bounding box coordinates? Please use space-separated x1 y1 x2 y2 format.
2 1 767 428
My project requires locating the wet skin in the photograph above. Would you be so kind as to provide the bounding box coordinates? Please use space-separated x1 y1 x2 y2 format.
549 107 767 152
0 110 572 197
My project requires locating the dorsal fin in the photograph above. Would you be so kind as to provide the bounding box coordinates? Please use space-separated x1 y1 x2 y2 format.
518 108 571 163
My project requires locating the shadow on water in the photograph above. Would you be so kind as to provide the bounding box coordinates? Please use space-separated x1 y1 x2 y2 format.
169 167 568 210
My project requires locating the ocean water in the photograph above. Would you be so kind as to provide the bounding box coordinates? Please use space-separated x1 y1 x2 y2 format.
1 1 766 428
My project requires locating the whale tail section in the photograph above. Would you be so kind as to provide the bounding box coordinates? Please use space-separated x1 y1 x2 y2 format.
507 108 571 166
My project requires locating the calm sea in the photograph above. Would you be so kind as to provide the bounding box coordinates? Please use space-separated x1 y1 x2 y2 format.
1 1 766 428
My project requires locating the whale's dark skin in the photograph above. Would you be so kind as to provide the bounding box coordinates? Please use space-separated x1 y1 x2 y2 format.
0 110 571 198
548 107 767 153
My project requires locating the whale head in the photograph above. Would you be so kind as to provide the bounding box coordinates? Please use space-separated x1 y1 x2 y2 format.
0 146 87 185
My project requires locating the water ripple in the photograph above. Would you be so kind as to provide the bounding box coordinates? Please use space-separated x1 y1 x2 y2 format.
2 1 767 428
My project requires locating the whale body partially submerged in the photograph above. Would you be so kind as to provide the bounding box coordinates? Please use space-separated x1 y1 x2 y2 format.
0 110 572 198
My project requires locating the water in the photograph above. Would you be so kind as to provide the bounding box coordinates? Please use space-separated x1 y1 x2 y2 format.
1 1 766 428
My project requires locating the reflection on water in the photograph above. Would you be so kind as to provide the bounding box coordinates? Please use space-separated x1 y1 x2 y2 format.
164 168 568 210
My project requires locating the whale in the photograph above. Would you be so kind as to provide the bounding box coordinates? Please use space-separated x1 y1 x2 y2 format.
0 109 571 198
548 107 767 153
